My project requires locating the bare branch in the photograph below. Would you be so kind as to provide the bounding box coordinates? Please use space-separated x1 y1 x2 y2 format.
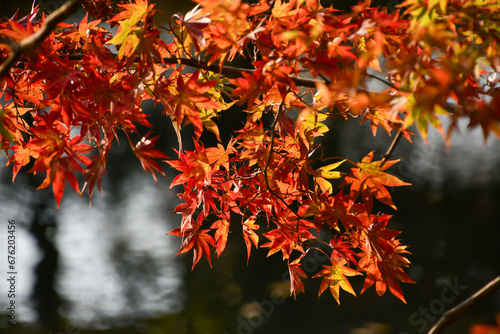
0 0 83 77
428 275 500 334
366 72 397 90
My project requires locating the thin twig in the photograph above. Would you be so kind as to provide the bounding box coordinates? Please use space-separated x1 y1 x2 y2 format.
379 127 404 168
366 72 397 90
428 275 500 334
0 0 84 77
263 101 285 194
262 99 300 207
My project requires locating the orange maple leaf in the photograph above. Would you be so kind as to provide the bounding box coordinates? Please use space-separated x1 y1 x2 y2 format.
358 214 415 303
342 151 410 212
211 218 230 257
242 217 259 263
289 257 307 299
313 257 360 305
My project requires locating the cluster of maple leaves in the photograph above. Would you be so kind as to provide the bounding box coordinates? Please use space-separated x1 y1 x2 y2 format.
0 0 499 304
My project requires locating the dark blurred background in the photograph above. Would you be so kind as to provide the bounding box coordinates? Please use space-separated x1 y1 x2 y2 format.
1 1 499 334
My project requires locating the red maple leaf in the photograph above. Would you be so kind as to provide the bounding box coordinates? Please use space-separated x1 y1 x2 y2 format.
169 225 216 269
129 132 168 184
83 153 107 203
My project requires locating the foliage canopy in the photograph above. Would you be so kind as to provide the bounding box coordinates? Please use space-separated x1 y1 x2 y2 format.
1 0 499 304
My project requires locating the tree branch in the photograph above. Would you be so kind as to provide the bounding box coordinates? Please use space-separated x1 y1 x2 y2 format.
366 72 397 90
65 53 324 87
162 57 322 88
0 0 83 77
263 99 285 196
427 275 500 334
379 127 403 168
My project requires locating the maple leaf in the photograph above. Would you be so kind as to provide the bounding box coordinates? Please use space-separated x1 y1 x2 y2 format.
289 257 307 299
342 151 410 212
107 0 153 26
296 107 329 149
358 214 415 303
262 227 305 260
402 93 447 143
200 108 220 141
313 257 360 305
330 236 357 265
35 157 85 209
167 141 211 190
315 192 363 231
19 120 92 207
106 0 155 60
3 71 44 105
361 106 406 138
129 132 169 184
7 142 38 181
0 18 35 43
272 0 298 24
0 103 30 154
242 217 259 263
359 252 414 303
83 153 107 203
62 13 103 48
159 70 222 140
168 225 216 269
106 21 144 60
229 72 262 109
313 159 345 193
468 89 500 140
173 4 211 53
211 218 230 257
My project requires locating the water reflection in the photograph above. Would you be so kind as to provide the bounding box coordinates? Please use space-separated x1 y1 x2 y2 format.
406 118 500 187
56 172 185 328
336 116 500 187
0 163 186 331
